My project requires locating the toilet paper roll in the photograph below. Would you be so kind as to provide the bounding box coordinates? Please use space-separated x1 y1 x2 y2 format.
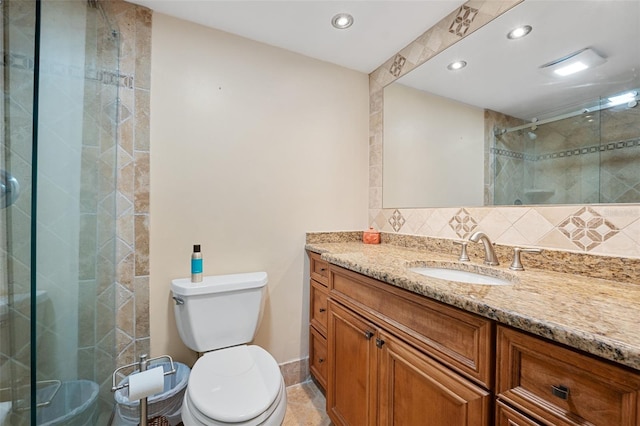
128 366 165 401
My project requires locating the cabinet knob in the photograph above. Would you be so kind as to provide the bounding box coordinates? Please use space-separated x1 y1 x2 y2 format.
364 330 374 340
319 308 326 313
551 385 569 400
320 267 327 271
318 358 325 364
376 338 385 349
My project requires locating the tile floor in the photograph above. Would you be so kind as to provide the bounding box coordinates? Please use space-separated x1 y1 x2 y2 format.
283 380 332 426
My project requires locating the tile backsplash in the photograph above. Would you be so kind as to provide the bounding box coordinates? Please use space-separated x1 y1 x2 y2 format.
369 0 640 259
369 205 640 258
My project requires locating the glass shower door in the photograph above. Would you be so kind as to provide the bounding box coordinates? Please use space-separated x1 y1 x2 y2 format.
1 1 120 424
1 0 38 425
34 0 120 424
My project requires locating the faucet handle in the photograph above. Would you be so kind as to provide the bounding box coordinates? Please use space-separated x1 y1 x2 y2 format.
509 247 542 271
453 240 470 262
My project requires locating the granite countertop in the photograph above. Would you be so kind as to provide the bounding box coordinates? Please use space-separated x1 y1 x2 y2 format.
305 240 640 372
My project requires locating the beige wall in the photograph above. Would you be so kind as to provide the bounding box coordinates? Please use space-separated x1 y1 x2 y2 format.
149 13 369 365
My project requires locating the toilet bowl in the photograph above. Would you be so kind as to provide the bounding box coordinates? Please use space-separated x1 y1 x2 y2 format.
171 272 286 425
181 346 286 425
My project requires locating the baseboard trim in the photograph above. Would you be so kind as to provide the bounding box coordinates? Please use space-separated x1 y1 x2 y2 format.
279 357 309 387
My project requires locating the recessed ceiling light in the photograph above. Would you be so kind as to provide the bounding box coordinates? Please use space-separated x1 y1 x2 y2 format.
331 13 353 29
447 60 467 71
507 25 532 40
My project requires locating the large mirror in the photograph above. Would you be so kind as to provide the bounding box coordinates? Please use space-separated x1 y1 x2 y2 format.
383 0 640 208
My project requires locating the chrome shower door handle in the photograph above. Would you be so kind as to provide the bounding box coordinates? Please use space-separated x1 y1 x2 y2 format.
1 170 20 208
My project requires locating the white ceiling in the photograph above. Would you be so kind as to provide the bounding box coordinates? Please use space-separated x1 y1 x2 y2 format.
126 0 466 73
127 0 640 120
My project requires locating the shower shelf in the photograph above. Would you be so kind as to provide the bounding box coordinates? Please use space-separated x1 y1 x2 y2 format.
524 189 555 202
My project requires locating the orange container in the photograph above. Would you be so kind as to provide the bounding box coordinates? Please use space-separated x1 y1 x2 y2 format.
363 227 381 244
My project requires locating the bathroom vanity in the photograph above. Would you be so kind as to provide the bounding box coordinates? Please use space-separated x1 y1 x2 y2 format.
306 235 640 426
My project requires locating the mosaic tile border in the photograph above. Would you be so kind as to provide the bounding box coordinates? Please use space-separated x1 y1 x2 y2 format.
1 51 134 87
368 0 640 259
492 136 640 162
448 5 479 37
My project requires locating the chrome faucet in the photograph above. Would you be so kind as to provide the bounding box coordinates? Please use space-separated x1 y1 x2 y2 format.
468 231 499 266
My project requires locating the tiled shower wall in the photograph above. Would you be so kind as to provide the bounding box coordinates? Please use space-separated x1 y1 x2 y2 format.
104 0 152 368
369 0 640 259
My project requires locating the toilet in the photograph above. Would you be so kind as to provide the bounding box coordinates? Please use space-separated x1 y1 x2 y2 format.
171 272 287 425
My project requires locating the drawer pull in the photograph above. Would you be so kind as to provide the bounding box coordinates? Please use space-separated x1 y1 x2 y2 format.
376 338 385 349
319 308 326 312
364 330 374 340
320 267 327 271
551 385 570 400
318 357 325 363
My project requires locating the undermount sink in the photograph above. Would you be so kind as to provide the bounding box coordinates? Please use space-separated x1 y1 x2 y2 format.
409 267 513 286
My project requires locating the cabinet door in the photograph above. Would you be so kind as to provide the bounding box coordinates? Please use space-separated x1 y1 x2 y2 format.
378 330 491 426
327 300 378 426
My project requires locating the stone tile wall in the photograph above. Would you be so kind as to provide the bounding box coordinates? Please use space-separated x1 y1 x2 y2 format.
104 0 152 368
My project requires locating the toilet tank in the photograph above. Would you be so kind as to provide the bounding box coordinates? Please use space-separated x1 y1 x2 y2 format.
171 272 268 352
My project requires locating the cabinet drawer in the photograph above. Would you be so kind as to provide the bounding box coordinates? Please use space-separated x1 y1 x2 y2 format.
309 251 329 286
330 265 493 388
310 279 328 336
496 326 640 426
309 326 328 391
496 400 542 426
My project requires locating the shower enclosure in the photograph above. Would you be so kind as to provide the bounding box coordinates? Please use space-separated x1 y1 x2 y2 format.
492 91 640 205
1 0 120 424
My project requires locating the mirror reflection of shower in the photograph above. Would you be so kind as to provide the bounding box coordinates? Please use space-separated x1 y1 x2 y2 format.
492 89 640 205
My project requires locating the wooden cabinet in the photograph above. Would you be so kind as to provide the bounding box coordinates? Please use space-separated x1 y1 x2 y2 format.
308 249 640 426
327 265 492 426
307 251 329 390
496 325 640 426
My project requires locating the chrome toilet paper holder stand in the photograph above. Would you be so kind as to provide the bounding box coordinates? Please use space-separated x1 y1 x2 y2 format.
111 354 177 426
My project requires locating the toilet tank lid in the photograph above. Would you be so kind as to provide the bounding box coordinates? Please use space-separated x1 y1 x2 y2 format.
171 272 268 296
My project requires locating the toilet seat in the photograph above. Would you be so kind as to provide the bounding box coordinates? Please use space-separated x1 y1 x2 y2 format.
183 375 286 426
184 345 284 425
